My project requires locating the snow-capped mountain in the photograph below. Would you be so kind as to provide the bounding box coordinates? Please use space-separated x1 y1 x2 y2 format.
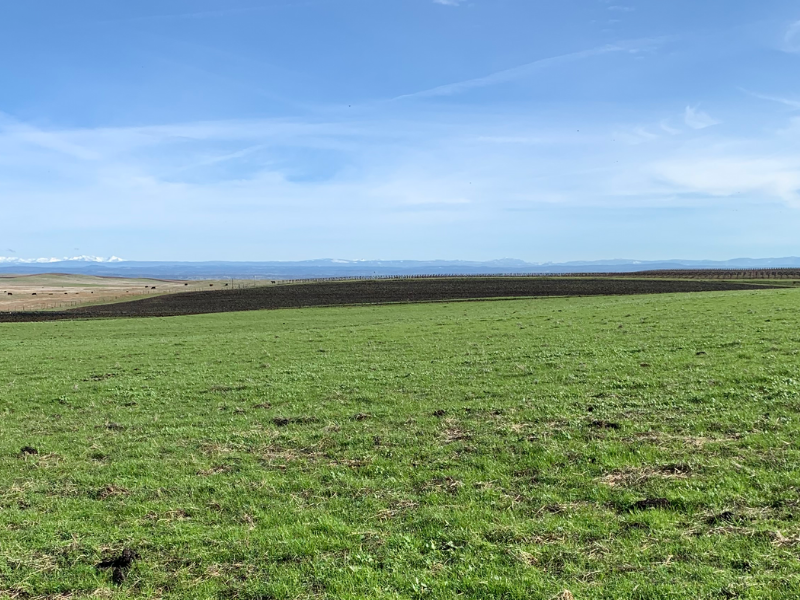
2 256 800 279
0 256 125 264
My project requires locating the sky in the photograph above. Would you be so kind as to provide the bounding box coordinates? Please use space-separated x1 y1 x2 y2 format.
1 0 799 262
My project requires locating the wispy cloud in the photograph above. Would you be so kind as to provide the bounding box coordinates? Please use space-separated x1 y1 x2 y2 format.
607 5 635 12
742 88 800 110
3 102 799 261
684 106 719 130
659 121 681 135
394 39 657 101
433 0 464 5
0 112 99 160
173 144 268 173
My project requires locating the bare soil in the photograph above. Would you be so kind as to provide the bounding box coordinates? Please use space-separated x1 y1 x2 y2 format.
0 277 776 322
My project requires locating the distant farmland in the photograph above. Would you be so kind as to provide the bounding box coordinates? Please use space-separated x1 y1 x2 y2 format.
0 276 778 322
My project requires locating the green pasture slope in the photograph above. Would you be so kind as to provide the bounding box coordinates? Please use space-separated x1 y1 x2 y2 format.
1 289 800 599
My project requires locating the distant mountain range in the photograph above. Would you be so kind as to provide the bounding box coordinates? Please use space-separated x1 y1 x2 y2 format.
2 257 800 279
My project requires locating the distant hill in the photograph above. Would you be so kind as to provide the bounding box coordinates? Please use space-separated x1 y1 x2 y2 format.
2 257 800 279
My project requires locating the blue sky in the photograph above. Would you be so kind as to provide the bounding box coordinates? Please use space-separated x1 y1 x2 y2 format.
1 0 799 262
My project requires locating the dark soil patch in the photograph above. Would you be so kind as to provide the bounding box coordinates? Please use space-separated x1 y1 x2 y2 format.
433 409 447 417
271 416 319 427
207 385 247 393
604 268 800 280
351 413 371 421
84 373 116 381
706 510 737 525
631 498 673 511
96 548 139 584
0 278 777 322
19 446 38 456
659 463 692 475
589 420 621 430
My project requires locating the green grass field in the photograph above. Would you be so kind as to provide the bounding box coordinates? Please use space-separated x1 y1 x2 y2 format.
2 289 800 599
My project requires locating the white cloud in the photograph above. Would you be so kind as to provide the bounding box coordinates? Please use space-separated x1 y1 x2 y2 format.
784 20 800 53
684 106 720 130
4 100 800 261
433 0 463 5
653 155 800 205
607 5 635 12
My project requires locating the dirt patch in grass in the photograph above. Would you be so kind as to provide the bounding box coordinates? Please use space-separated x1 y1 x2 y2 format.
84 373 117 381
96 547 139 584
94 485 130 500
271 415 319 426
197 464 236 476
588 419 621 430
441 419 472 443
599 464 692 487
630 497 674 511
420 476 464 494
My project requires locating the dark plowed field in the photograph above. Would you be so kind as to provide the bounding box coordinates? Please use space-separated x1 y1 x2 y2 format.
586 269 800 280
0 278 776 322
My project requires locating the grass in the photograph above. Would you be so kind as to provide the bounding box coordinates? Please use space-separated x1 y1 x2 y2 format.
1 289 800 599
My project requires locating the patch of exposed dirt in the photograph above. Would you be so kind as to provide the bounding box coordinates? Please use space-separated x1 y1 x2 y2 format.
271 416 319 426
589 419 621 430
421 476 464 494
197 464 235 476
441 419 472 443
96 547 139 584
599 464 692 487
631 497 674 511
94 485 130 500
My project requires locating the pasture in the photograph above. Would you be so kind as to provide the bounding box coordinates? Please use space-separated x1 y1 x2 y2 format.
1 288 799 598
0 274 188 312
0 274 266 313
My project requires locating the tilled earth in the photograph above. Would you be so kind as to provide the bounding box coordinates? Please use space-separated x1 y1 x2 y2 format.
590 269 800 280
0 277 776 322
